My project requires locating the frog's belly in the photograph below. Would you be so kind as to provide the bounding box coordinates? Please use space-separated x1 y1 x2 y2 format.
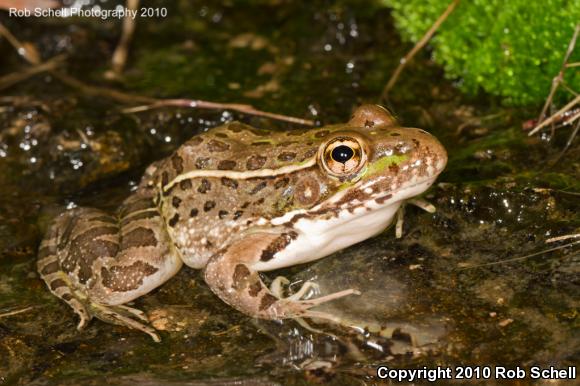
253 202 402 271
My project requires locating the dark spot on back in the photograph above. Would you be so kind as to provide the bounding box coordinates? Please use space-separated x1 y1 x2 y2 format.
241 201 250 209
180 179 192 190
274 177 289 189
300 148 317 161
207 139 230 152
246 155 267 170
389 164 399 173
233 210 243 220
375 194 393 205
172 196 182 208
204 201 216 212
221 177 238 189
195 157 210 169
364 119 375 127
218 210 229 219
277 152 296 162
171 153 184 174
251 141 269 146
168 213 180 227
161 171 169 186
198 179 211 193
218 160 237 170
250 181 267 194
215 132 228 138
190 208 198 217
390 132 400 136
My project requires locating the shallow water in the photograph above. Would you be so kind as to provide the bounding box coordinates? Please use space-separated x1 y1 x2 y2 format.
0 1 578 385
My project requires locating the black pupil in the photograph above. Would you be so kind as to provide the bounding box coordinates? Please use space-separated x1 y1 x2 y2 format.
331 145 354 163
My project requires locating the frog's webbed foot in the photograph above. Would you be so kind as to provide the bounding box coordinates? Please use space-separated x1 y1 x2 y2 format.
89 302 161 342
395 198 436 238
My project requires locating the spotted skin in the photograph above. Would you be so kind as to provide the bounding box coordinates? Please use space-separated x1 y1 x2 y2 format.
38 104 447 340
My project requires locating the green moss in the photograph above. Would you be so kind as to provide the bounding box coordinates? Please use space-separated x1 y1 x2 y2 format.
383 0 580 105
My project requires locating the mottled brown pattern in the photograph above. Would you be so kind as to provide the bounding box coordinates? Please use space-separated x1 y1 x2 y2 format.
221 177 238 189
218 160 237 170
248 280 262 297
375 194 393 205
168 213 180 227
314 130 329 138
195 157 210 169
274 177 289 189
198 179 211 193
119 197 155 218
186 136 203 146
120 210 159 227
300 148 317 161
246 155 267 170
207 139 230 152
232 264 251 290
40 261 60 275
260 232 297 262
295 178 320 205
101 261 158 292
180 179 193 190
171 153 184 173
259 294 278 311
50 279 67 290
249 181 267 194
161 171 169 186
204 201 216 212
122 227 158 248
277 152 296 162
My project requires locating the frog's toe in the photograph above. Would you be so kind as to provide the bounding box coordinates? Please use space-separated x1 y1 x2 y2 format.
89 302 161 342
278 288 360 323
287 281 320 301
269 276 291 297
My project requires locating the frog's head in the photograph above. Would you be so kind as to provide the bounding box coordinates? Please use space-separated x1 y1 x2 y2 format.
315 104 448 209
279 105 447 225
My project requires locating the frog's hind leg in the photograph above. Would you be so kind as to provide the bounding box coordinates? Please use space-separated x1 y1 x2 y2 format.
38 198 182 341
38 210 95 330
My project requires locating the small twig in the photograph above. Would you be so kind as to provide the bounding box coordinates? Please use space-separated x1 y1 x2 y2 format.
528 95 580 136
108 0 140 77
566 62 580 68
546 233 580 243
0 305 35 318
458 240 580 269
0 20 314 126
122 99 315 125
380 0 460 101
0 21 41 64
536 24 580 124
0 55 64 90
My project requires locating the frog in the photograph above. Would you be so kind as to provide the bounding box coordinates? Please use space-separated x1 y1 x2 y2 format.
37 105 447 342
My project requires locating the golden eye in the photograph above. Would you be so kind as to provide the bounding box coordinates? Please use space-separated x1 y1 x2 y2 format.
320 136 366 177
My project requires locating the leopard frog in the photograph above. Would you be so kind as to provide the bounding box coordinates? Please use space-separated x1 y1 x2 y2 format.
38 105 447 341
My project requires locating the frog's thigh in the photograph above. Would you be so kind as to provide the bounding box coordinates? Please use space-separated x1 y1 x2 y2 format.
88 214 183 305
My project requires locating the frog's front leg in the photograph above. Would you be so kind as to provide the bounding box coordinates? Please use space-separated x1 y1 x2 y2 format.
204 231 359 322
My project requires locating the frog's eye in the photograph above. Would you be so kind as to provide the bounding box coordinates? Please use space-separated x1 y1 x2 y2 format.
321 136 366 177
